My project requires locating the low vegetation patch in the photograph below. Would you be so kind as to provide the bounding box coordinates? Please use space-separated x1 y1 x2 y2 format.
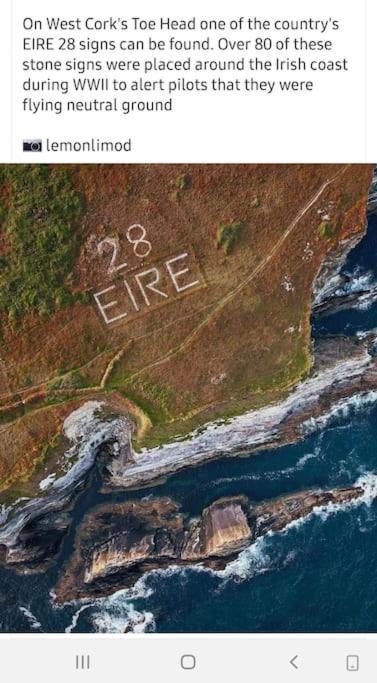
0 165 82 319
170 173 190 202
216 220 244 254
318 220 334 239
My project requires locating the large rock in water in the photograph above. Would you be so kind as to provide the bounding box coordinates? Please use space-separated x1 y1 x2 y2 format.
53 484 366 603
83 497 252 583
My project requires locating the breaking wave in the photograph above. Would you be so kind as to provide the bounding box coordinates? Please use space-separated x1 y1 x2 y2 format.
212 451 317 486
212 473 377 583
215 536 274 582
91 604 155 634
279 473 377 534
331 267 377 312
65 604 92 633
302 391 377 435
83 575 155 634
19 607 42 631
334 268 375 299
314 265 377 312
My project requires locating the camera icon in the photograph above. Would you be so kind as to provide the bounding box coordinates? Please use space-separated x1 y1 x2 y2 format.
23 139 42 152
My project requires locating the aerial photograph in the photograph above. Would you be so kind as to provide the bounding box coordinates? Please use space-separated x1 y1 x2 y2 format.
0 163 377 633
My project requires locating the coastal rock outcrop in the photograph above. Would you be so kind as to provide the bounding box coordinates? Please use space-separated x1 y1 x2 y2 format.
83 499 183 585
0 402 132 574
2 510 71 571
53 484 366 603
251 488 362 536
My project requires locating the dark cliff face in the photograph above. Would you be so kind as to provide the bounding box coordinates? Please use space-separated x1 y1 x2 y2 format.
313 166 377 315
368 167 377 215
53 485 364 604
1 511 71 571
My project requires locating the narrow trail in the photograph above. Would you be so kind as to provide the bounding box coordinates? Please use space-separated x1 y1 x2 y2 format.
0 165 349 423
124 166 350 383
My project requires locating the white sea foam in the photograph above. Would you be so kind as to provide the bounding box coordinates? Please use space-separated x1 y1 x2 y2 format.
19 607 42 631
316 266 377 312
339 268 374 296
302 391 377 435
354 472 377 505
209 473 377 583
91 604 155 634
86 565 211 633
213 451 317 486
278 474 377 535
89 575 156 634
215 536 273 581
65 604 92 633
313 260 375 308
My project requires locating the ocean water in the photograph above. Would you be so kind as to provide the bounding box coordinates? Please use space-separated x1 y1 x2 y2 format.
1 213 377 634
313 212 377 337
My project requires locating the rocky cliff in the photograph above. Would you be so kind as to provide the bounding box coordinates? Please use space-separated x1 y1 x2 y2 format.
313 165 377 315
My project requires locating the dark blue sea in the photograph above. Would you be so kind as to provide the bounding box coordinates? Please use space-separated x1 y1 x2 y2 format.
1 214 377 634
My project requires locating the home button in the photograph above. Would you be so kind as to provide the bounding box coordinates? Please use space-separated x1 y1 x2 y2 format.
181 654 196 670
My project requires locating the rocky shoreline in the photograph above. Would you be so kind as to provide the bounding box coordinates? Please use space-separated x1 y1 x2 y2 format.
314 283 377 317
312 166 377 316
1 333 377 576
0 402 133 573
101 186 377 491
0 180 376 584
105 334 377 491
53 484 367 604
